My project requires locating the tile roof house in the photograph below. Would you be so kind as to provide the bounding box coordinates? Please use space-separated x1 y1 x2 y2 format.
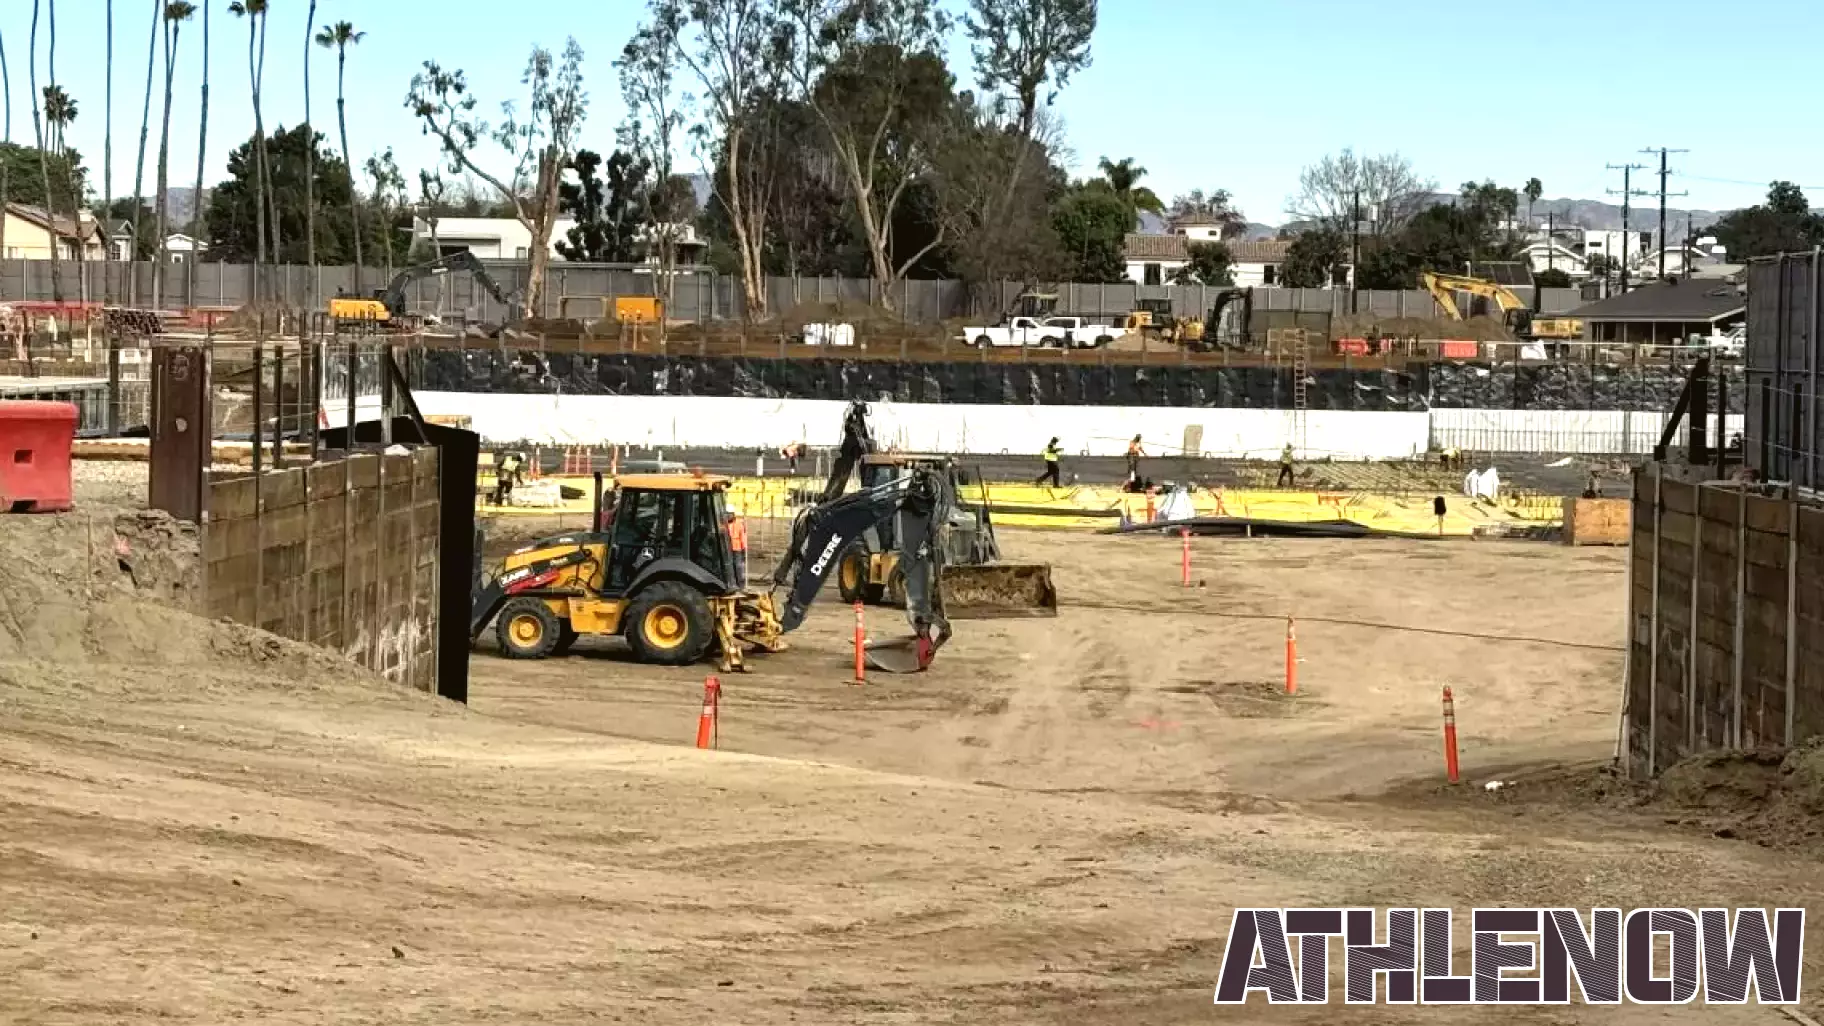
2 203 108 261
1124 235 1314 288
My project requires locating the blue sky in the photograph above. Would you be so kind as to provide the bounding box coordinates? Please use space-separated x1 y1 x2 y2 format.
0 0 1817 223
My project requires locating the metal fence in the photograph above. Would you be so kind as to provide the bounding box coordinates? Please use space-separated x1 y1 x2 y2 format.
0 258 1588 326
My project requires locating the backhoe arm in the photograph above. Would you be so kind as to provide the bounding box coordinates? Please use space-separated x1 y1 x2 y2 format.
772 468 953 667
381 251 521 321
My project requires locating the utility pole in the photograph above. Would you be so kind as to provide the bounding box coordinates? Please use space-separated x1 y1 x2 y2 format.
1350 188 1360 315
1641 147 1689 280
1607 162 1649 294
1546 211 1555 271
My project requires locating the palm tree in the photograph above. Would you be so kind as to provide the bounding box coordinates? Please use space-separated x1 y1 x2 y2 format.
41 86 75 155
104 0 114 294
30 0 64 301
186 0 208 305
129 0 158 301
1524 177 1543 231
229 1 267 293
0 26 12 276
317 21 363 290
47 0 91 309
152 1 194 306
1097 156 1164 227
303 0 317 274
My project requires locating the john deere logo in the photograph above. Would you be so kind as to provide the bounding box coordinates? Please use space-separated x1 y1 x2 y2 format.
809 534 844 577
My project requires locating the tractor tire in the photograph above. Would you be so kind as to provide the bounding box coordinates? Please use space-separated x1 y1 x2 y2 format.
497 597 564 660
883 564 908 606
625 581 715 666
837 543 886 605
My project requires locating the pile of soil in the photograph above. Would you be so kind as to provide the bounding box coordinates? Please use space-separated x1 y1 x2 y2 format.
1330 312 1515 341
0 510 349 680
1654 744 1824 848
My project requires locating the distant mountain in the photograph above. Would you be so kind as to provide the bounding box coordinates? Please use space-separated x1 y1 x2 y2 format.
1524 196 1724 233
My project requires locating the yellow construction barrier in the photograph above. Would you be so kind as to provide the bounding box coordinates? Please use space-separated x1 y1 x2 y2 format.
476 472 1561 538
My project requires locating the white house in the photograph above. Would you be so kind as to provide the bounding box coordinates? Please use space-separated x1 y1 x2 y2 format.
163 233 206 263
1123 234 1327 288
1579 228 1652 268
410 216 708 265
1517 240 1591 278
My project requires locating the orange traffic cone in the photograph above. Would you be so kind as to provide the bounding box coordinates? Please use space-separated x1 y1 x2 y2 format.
695 676 721 749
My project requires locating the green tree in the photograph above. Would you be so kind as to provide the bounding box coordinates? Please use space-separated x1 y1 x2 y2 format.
1095 155 1162 225
1050 180 1128 281
1281 227 1346 288
363 147 406 276
0 22 12 265
229 0 274 282
1169 241 1232 285
964 0 1096 140
186 0 207 300
1534 267 1572 288
317 21 363 282
1708 181 1824 260
556 148 649 263
926 91 1066 291
1166 188 1245 238
41 86 75 155
204 124 355 264
780 0 956 304
0 142 86 210
1523 176 1542 229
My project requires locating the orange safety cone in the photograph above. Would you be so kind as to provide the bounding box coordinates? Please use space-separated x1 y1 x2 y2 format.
695 676 721 749
851 600 867 685
1441 686 1460 782
1284 616 1298 695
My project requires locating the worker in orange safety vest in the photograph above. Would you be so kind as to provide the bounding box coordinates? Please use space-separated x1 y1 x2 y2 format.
725 511 748 586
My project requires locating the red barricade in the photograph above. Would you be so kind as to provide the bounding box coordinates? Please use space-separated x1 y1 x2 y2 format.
0 400 77 513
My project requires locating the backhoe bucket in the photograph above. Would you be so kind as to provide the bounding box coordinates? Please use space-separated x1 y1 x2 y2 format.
865 635 940 674
937 563 1059 619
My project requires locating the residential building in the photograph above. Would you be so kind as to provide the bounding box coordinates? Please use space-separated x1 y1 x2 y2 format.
1516 240 1591 279
1122 235 1339 288
2 203 108 261
1569 278 1745 346
164 233 206 263
1579 228 1652 269
409 216 707 266
106 219 136 261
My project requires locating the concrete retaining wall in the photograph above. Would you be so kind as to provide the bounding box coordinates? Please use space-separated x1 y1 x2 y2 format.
202 449 442 691
1625 470 1824 777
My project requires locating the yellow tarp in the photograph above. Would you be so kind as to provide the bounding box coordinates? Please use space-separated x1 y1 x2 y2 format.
477 473 1561 538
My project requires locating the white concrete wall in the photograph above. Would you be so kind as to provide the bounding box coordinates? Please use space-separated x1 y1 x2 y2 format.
381 392 1726 459
411 392 1430 461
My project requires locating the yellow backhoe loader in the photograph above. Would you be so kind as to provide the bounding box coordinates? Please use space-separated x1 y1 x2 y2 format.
1420 271 1583 343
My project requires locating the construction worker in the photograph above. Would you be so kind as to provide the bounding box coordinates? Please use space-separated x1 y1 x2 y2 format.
725 511 748 586
780 440 804 474
1126 435 1145 488
1035 437 1062 489
494 450 526 506
1277 443 1296 488
1440 445 1462 472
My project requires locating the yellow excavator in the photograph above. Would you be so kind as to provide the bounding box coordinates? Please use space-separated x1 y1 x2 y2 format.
1420 271 1582 342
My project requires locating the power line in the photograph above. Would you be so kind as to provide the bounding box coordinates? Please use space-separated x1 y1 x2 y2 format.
1606 163 1649 294
1642 147 1689 280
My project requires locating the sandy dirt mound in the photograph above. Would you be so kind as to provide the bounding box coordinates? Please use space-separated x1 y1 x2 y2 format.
0 510 352 682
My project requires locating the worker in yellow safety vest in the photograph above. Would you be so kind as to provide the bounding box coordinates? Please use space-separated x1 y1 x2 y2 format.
494 451 526 506
1034 437 1062 489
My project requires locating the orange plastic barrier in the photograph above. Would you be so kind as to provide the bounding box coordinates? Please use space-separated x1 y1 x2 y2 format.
1439 340 1480 359
0 400 77 513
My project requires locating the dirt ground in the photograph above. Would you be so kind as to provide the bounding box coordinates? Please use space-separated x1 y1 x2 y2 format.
6 485 1824 1023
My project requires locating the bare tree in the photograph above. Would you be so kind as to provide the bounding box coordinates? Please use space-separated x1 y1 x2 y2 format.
408 41 588 320
1286 148 1435 237
643 0 789 318
779 0 954 308
1166 188 1247 239
129 0 157 301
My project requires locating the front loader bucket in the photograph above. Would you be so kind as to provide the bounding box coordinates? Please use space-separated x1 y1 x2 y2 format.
865 636 937 674
937 563 1059 619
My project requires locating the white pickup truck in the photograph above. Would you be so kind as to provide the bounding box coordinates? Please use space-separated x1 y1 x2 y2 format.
960 315 1126 349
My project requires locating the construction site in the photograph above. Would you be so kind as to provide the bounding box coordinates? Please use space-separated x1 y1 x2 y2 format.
2 252 1822 1025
